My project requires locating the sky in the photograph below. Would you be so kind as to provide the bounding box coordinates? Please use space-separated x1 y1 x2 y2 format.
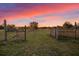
0 3 79 27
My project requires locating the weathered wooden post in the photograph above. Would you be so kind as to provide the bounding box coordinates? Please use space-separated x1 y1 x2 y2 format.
24 25 26 41
56 27 59 40
55 27 57 39
4 19 7 41
54 27 58 39
75 22 77 40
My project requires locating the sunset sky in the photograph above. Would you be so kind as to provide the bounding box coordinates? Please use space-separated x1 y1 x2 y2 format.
0 3 79 27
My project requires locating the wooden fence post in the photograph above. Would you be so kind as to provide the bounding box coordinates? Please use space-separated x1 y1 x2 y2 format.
56 28 59 39
75 22 77 40
54 27 56 38
54 27 58 39
24 25 26 41
4 19 7 41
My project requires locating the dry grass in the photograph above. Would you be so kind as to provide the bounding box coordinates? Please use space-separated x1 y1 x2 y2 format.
0 29 79 56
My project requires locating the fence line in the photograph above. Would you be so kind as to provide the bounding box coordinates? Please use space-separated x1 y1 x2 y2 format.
50 22 79 40
50 28 79 40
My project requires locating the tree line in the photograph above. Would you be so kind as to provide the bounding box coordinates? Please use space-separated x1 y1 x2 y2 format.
0 21 79 30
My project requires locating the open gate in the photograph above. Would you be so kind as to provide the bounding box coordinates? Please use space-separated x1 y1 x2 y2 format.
4 19 26 41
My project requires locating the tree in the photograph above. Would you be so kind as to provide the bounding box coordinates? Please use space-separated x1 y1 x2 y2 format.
63 21 73 29
30 21 38 30
76 23 79 29
0 25 4 29
7 24 16 31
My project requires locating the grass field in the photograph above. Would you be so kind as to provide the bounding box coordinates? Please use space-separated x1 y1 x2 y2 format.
0 29 79 56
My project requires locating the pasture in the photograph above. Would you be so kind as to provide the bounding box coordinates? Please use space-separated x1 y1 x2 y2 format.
0 29 79 56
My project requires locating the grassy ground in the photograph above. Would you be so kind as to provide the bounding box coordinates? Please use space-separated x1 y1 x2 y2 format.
0 29 79 56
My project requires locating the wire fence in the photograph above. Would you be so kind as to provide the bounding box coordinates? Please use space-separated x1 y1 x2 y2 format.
3 20 26 41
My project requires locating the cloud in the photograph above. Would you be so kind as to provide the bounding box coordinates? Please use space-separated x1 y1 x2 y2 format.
33 9 79 20
0 3 79 26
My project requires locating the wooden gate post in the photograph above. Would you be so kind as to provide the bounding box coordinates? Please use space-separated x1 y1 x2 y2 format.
56 28 59 40
24 25 26 41
55 27 57 39
54 27 58 39
4 19 7 41
75 22 77 40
